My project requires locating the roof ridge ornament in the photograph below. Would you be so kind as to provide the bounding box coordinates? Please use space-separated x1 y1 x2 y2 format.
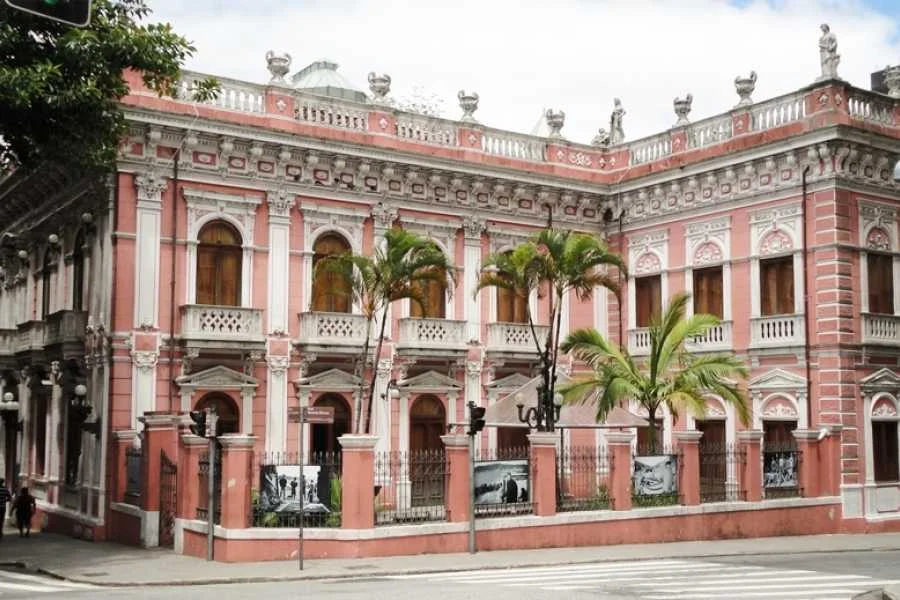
265 51 292 86
734 71 757 108
368 72 392 105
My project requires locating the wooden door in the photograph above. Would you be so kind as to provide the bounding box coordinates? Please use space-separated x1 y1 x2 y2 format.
409 396 446 507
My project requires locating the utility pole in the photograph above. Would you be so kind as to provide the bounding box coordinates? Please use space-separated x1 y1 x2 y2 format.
466 401 486 553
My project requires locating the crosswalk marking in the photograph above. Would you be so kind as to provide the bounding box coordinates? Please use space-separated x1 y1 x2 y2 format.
0 570 96 594
387 558 898 599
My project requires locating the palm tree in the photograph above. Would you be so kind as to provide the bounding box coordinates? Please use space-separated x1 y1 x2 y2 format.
314 227 456 434
476 228 625 431
560 292 749 453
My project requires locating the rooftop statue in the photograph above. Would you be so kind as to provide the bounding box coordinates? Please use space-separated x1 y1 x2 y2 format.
818 24 840 81
609 98 626 145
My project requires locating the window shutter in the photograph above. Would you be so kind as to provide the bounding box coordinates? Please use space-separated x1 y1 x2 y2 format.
312 234 352 313
635 275 661 327
196 246 217 305
873 421 900 483
868 253 894 315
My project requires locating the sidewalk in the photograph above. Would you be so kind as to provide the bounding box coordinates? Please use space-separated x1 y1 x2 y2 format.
0 529 898 587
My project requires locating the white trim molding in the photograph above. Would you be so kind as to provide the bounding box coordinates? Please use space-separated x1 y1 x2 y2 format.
627 228 669 330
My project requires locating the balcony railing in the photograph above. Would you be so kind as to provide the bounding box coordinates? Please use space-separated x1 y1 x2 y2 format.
750 314 805 348
44 310 88 347
486 322 549 355
15 321 46 354
862 313 900 346
686 321 733 352
397 318 467 352
628 327 651 356
298 312 369 348
180 305 264 345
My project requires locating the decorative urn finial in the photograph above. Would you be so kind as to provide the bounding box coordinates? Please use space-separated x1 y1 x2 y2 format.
458 90 479 122
265 51 292 85
368 72 392 104
545 109 565 139
673 94 693 127
734 71 757 108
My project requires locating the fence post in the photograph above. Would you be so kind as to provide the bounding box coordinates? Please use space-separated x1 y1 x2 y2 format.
674 431 703 506
111 430 138 504
441 434 470 523
217 434 256 529
138 412 177 547
528 432 558 517
738 430 763 502
339 435 378 529
177 433 207 521
605 430 634 511
792 429 820 498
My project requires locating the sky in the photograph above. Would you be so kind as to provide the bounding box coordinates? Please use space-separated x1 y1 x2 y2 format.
147 0 900 144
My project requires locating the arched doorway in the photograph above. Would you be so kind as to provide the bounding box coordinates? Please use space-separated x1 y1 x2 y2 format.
310 394 351 456
196 221 243 306
311 233 352 312
409 395 446 453
195 392 240 435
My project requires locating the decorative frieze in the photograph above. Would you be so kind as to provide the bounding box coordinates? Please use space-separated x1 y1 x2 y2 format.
628 229 668 275
859 200 898 251
750 203 801 257
685 217 730 267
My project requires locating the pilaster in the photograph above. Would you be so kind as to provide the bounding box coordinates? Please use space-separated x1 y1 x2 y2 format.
266 190 294 333
265 353 289 453
528 432 557 517
133 172 166 329
441 434 471 523
463 216 485 341
339 434 378 530
605 430 635 511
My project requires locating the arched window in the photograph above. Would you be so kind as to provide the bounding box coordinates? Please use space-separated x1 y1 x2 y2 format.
496 253 528 324
310 394 351 456
311 234 352 313
410 395 446 453
410 267 447 319
72 231 85 312
196 221 242 306
194 392 239 435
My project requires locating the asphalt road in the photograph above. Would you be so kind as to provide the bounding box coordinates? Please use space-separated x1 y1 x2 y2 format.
2 550 898 600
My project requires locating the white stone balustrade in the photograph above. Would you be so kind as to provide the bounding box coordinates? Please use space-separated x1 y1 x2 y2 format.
397 318 468 351
687 115 734 149
749 92 806 131
395 117 457 146
0 329 17 356
487 322 550 355
296 99 368 130
43 310 88 347
686 320 733 352
179 74 265 113
627 327 652 356
750 314 805 348
862 313 900 346
181 305 264 343
298 312 369 348
629 133 673 166
848 91 895 127
14 321 46 354
481 130 547 161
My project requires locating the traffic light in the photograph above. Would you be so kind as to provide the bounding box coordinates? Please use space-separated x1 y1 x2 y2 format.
5 0 92 27
467 401 486 436
189 409 207 438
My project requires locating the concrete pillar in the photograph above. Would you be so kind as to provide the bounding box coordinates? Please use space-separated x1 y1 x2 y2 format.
138 412 177 547
339 434 377 529
674 430 702 506
818 424 842 497
110 430 138 504
177 433 207 520
605 430 634 511
528 432 557 517
218 434 256 529
441 434 470 523
738 429 763 502
793 429 820 498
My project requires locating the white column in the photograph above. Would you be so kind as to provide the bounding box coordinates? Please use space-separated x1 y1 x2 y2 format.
463 217 486 341
48 362 62 488
627 277 636 329
448 391 459 431
130 350 158 429
487 390 498 453
685 267 695 315
398 391 410 453
241 389 254 435
133 173 166 328
466 361 483 454
373 359 392 456
265 356 289 453
750 258 760 317
297 389 311 464
892 256 900 314
267 192 294 331
559 289 571 341
371 204 397 338
593 285 608 337
301 252 314 313
793 251 804 314
722 263 733 321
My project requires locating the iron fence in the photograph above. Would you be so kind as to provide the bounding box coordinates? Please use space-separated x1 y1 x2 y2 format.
699 442 746 503
557 445 612 512
251 451 342 528
473 446 533 518
763 442 802 499
123 447 143 505
197 448 222 524
632 444 682 507
374 450 447 525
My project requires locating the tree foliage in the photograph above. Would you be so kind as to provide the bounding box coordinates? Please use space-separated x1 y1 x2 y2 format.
475 228 626 430
314 227 457 434
560 292 750 452
0 0 218 173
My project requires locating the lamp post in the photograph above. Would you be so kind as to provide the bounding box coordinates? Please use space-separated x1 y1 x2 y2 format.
515 389 562 432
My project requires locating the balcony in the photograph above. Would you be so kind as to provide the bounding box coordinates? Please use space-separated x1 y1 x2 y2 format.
486 322 549 359
15 320 46 355
0 329 17 364
862 313 900 346
628 328 651 356
750 314 805 349
297 311 369 353
686 321 733 353
397 318 468 356
180 305 265 352
44 310 88 359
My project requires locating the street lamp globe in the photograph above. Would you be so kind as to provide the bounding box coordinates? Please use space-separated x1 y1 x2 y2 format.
2 392 13 403
74 384 88 397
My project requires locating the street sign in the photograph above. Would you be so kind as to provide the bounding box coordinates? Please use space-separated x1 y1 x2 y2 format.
303 406 334 424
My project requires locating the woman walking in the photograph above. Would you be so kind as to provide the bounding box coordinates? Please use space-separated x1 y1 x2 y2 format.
12 487 36 537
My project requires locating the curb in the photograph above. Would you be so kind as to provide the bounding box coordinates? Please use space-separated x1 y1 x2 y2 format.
28 544 900 588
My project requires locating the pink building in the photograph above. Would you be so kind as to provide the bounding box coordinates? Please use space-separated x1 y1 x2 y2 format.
1 44 900 551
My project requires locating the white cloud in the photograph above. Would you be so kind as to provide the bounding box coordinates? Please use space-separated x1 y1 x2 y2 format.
147 0 900 144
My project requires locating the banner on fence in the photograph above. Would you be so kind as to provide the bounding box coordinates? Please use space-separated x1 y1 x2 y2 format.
258 464 336 515
633 455 677 496
763 451 798 488
473 459 529 505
